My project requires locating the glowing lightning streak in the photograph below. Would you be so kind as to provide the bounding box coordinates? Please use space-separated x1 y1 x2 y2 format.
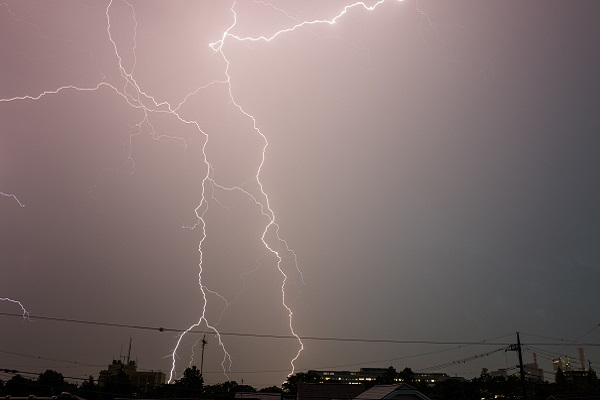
2 0 411 385
168 0 309 380
201 0 405 378
1 0 234 382
210 0 400 49
1 191 28 319
1 191 25 207
105 1 234 383
1 298 29 319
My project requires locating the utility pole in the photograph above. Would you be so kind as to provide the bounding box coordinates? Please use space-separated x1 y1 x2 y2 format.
200 335 207 377
507 332 527 400
517 332 527 400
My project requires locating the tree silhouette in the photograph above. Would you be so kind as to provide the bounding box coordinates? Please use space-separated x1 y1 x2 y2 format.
79 375 99 400
283 371 320 395
259 385 283 393
555 367 568 390
175 365 204 396
5 375 34 396
586 368 599 393
37 370 71 395
232 383 257 393
101 367 133 398
205 380 238 393
375 367 398 384
398 367 415 384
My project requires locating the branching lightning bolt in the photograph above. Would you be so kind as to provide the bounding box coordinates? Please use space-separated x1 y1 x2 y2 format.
210 0 400 49
194 0 404 380
2 0 409 385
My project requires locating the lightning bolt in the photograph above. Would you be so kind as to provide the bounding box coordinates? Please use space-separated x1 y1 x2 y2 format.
1 298 29 319
1 191 25 207
211 0 401 50
1 193 27 316
197 0 405 379
2 0 413 385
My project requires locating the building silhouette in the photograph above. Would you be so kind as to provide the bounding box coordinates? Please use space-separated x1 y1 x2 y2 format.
99 359 165 393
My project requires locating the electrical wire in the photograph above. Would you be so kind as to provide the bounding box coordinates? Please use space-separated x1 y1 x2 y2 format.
0 349 105 368
1 312 518 345
6 312 599 347
416 347 509 373
3 312 598 387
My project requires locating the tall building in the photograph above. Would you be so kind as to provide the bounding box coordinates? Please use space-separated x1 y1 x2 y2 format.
98 340 166 393
308 368 455 386
578 347 587 371
309 368 390 384
552 356 571 374
523 362 544 383
99 359 166 392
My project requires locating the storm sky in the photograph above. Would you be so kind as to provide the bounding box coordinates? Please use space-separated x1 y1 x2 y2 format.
1 0 600 388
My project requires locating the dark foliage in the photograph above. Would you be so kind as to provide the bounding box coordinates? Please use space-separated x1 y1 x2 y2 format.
282 371 320 395
1 365 599 400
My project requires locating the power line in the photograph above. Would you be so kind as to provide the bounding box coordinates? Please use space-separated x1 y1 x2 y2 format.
7 312 599 347
296 332 518 372
556 322 600 355
520 332 574 342
0 349 105 368
1 312 516 345
0 333 519 379
0 367 90 383
0 349 175 377
523 348 557 362
416 347 509 373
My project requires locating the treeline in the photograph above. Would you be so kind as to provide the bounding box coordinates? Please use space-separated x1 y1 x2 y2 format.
2 366 599 400
1 369 78 397
0 366 281 399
